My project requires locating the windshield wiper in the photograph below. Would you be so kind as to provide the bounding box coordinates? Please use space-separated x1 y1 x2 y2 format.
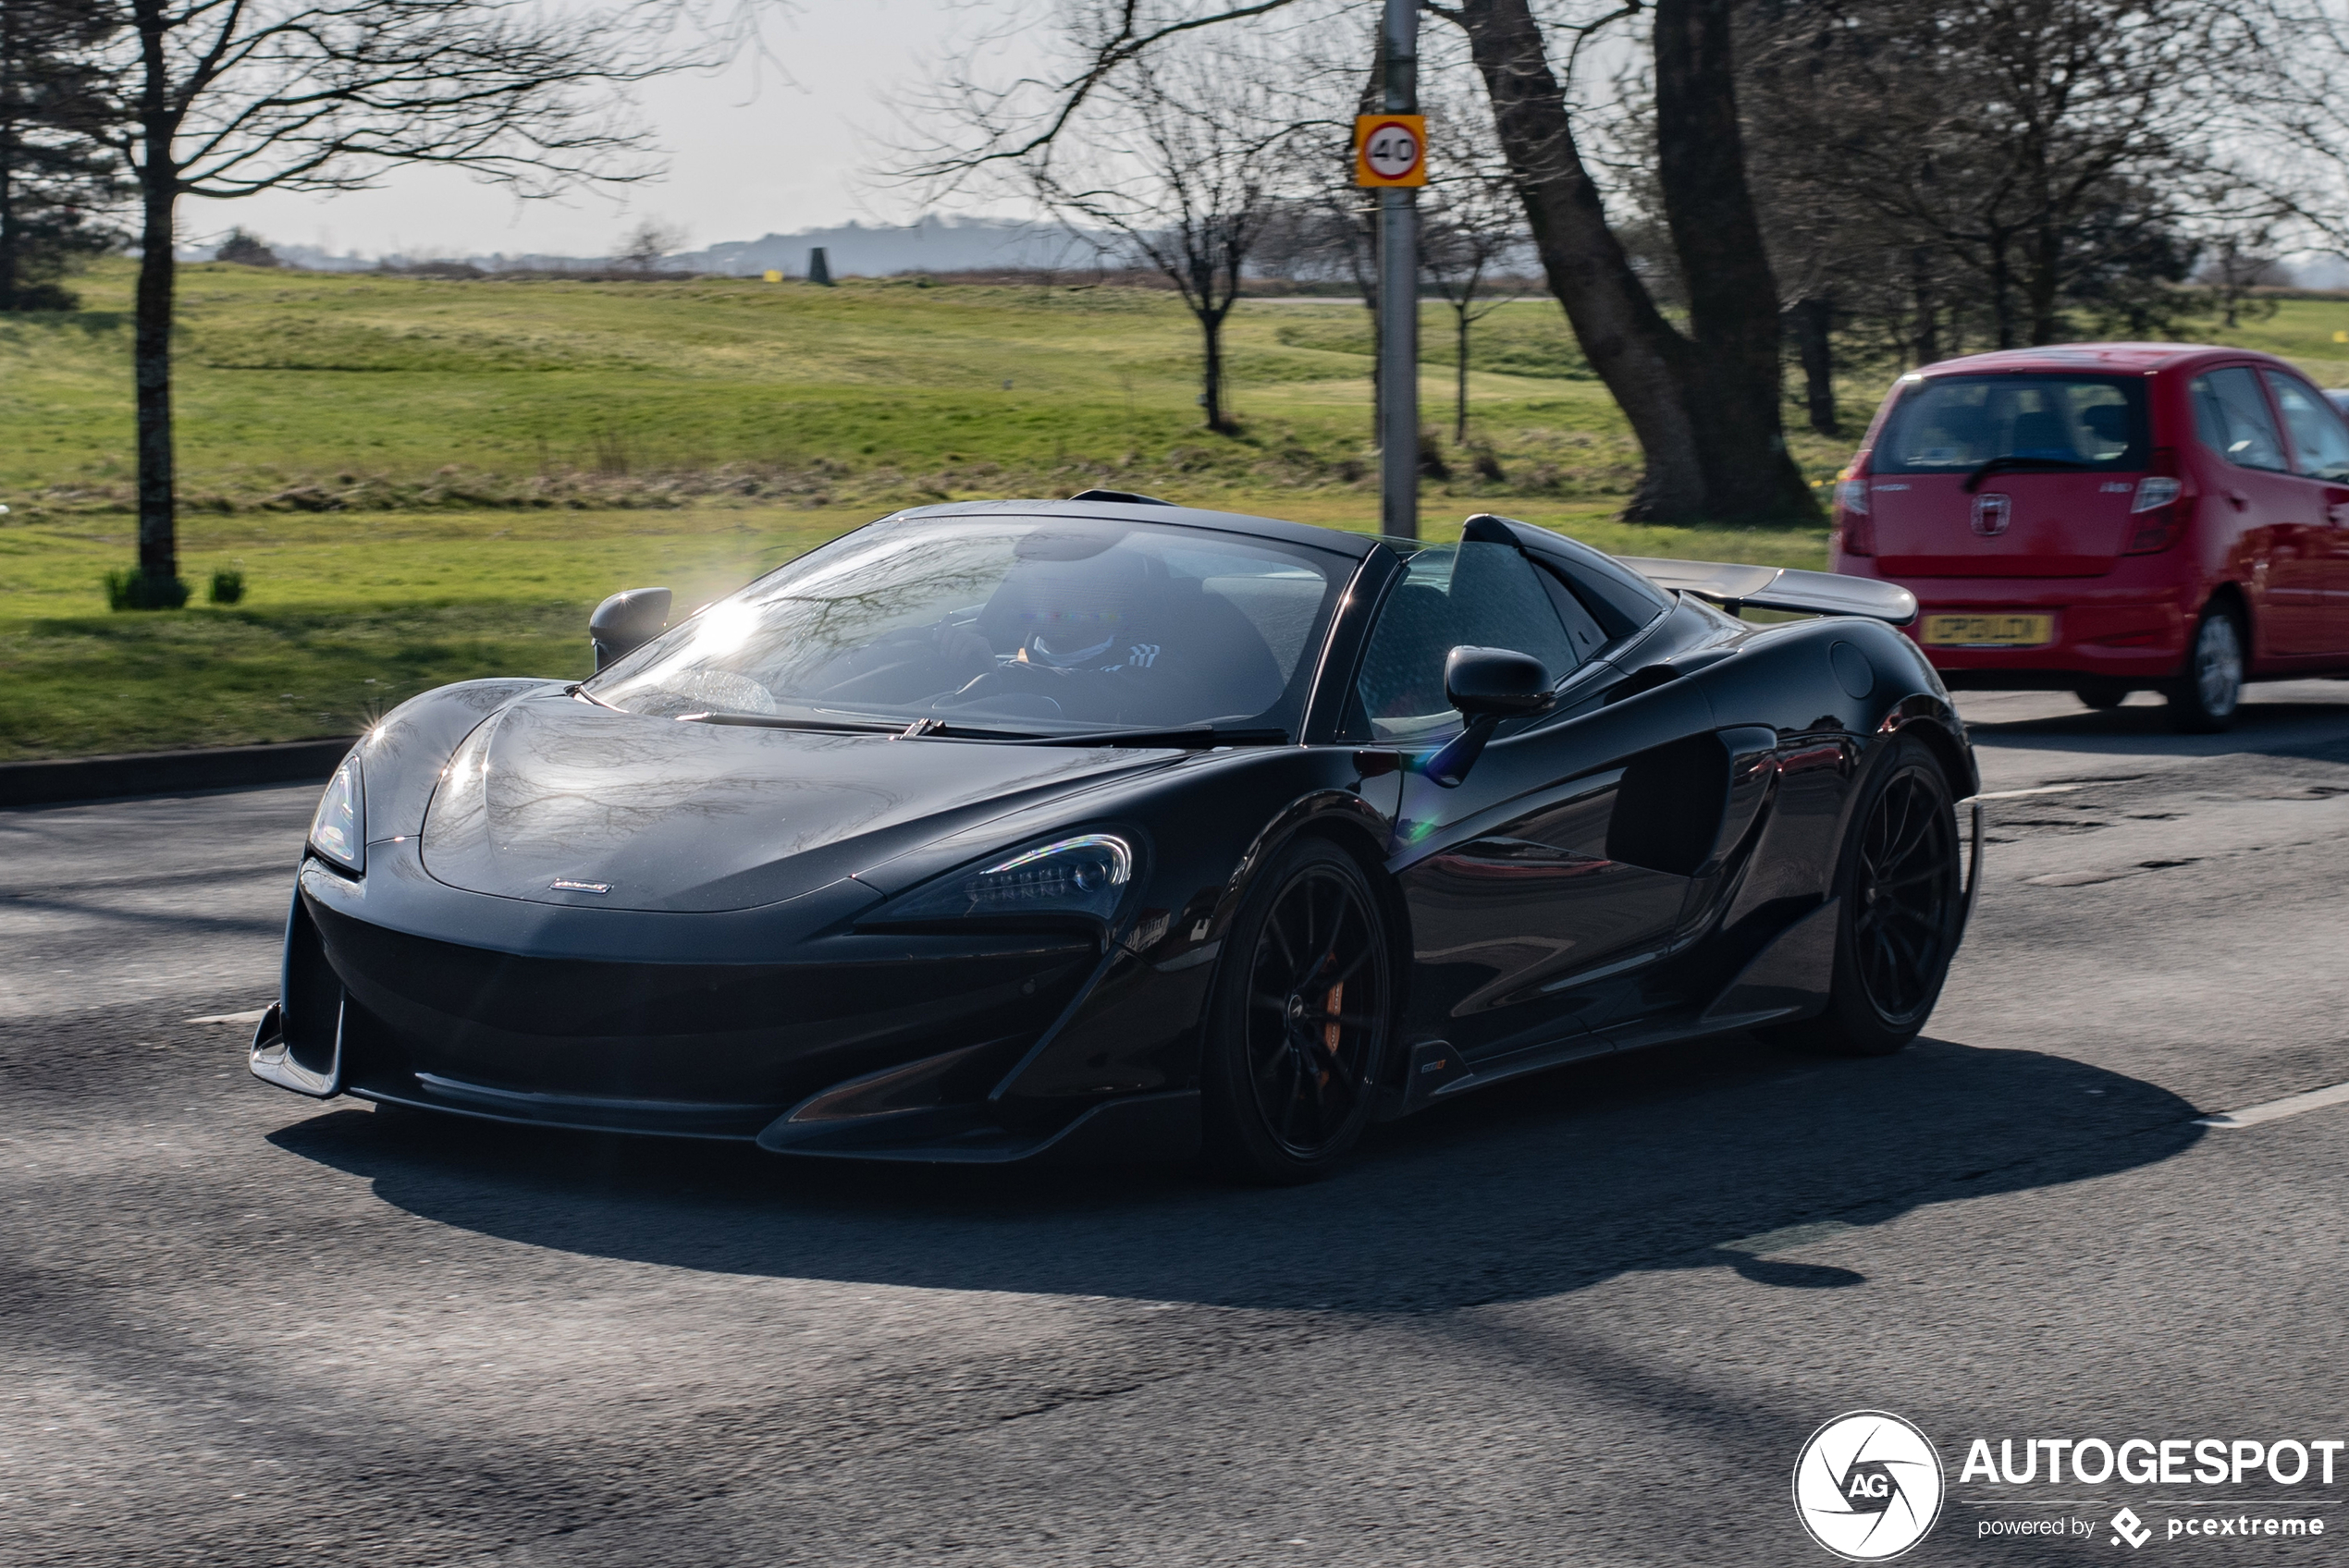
677 709 1287 748
566 683 624 712
681 711 1042 741
680 711 904 734
1007 724 1291 749
1962 455 2097 493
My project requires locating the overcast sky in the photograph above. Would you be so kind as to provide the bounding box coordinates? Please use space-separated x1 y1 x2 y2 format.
207 1 1041 259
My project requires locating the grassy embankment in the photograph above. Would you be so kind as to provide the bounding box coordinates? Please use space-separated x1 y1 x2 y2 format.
7 260 2348 759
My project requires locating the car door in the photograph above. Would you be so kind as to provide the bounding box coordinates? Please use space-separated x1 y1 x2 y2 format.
1352 540 1697 1062
2262 370 2349 657
2191 367 2318 657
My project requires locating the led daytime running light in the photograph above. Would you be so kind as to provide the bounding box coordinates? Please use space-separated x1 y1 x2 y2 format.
980 833 1131 891
878 831 1135 926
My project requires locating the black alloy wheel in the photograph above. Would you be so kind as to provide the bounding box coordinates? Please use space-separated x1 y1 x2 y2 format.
1202 838 1393 1182
1850 761 1962 1022
1776 735 1964 1058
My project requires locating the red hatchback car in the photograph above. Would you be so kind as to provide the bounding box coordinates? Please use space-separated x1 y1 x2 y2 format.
1831 343 2349 730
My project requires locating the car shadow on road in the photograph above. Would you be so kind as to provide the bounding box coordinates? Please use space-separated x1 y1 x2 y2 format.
1963 692 2349 764
268 1031 2204 1313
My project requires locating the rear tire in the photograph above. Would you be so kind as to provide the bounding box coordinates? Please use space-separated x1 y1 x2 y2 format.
1770 736 1965 1059
1200 838 1394 1184
2073 680 2130 711
2166 604 2244 733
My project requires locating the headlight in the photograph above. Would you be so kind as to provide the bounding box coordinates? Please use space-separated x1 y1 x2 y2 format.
873 832 1133 928
308 753 364 873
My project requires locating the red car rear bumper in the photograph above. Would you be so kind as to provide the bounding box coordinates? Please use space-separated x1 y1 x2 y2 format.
1833 555 2190 682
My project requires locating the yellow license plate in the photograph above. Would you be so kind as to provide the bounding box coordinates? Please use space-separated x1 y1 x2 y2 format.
1920 613 2055 647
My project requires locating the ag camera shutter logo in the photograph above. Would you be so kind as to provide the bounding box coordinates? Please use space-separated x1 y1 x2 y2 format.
1793 1411 1947 1561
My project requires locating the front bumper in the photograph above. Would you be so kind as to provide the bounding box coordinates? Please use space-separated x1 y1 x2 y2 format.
252 840 1203 1162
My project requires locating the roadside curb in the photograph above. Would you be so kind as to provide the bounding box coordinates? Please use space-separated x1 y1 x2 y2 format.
0 737 359 809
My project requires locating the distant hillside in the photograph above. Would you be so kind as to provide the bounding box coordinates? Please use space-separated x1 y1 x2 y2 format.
246 214 1111 278
677 215 1109 277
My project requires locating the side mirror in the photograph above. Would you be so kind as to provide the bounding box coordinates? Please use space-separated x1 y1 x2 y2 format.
589 586 671 672
1424 645 1556 788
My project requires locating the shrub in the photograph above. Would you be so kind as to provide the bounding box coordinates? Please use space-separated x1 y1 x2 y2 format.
209 570 246 605
216 228 281 267
1418 432 1452 481
105 570 192 610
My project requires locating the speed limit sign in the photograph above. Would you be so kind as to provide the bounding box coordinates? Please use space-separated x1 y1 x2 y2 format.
1354 115 1427 187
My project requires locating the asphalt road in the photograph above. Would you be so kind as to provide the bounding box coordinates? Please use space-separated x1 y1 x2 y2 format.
7 683 2349 1566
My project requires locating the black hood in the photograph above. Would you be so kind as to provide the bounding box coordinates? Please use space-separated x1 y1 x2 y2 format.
419 694 1172 913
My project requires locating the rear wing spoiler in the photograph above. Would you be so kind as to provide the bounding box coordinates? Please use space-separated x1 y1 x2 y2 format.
1616 557 1917 627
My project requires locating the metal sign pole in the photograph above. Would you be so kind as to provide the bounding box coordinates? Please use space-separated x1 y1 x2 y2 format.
1377 0 1420 540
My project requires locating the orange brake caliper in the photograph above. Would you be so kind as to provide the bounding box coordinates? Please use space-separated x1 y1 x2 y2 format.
1321 981 1344 1084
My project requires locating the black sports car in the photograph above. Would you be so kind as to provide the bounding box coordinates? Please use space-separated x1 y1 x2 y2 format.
253 497 1979 1182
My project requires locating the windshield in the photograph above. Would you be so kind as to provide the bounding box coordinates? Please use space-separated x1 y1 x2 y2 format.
1876 374 2148 472
587 514 1351 737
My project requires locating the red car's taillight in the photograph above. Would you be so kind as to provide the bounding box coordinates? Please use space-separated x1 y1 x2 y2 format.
2123 447 2191 554
1833 466 1875 556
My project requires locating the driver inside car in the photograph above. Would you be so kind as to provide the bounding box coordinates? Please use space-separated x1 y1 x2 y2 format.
942 543 1191 720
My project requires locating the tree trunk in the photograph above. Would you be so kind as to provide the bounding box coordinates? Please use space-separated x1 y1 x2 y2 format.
1988 236 2017 349
1789 295 1836 436
1455 303 1470 444
1909 247 1939 366
1457 0 1816 521
0 3 18 312
1651 0 1814 520
135 173 176 589
133 0 178 594
1198 305 1228 433
1457 0 1705 521
2025 220 2061 345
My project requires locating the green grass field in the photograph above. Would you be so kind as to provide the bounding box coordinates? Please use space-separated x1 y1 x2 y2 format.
6 261 2348 759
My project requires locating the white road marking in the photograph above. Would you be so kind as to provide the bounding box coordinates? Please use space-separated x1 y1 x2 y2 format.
185 1009 268 1025
1974 783 2088 801
2195 1081 2349 1129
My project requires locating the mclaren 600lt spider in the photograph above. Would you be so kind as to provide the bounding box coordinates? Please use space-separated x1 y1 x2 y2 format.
254 496 1978 1182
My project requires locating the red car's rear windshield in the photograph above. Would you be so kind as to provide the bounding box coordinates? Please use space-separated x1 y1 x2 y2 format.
1875 374 2149 473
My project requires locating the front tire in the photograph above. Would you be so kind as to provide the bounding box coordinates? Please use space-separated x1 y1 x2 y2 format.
2167 604 2244 733
1775 736 1965 1058
1200 838 1394 1184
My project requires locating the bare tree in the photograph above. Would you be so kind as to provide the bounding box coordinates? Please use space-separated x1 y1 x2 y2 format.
1255 189 1384 433
1417 97 1525 444
615 214 688 271
906 0 1815 522
1740 0 2287 355
2197 227 2287 331
987 40 1306 433
80 0 747 605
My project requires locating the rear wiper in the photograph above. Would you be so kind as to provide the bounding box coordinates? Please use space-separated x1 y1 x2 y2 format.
1008 725 1291 749
1962 455 2096 493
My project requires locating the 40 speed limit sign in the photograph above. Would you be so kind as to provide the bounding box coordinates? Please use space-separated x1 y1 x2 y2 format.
1353 115 1427 187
